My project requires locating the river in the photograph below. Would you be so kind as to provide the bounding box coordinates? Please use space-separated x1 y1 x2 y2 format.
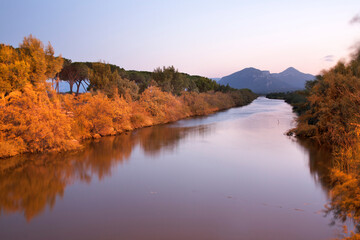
0 97 338 239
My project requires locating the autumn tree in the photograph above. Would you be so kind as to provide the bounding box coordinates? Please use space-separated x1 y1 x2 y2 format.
18 35 47 87
19 35 63 88
0 36 63 96
0 84 80 158
45 43 63 92
0 44 29 96
295 53 360 147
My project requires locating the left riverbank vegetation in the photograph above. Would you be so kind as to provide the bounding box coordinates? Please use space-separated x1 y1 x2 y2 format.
267 48 360 239
0 35 257 159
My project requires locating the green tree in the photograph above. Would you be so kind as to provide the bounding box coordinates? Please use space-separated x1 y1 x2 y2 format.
152 66 187 95
59 60 89 95
88 62 139 99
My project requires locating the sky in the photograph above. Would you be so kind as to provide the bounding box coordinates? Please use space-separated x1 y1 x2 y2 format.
0 0 359 78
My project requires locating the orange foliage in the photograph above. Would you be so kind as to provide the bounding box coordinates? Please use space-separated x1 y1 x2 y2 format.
0 44 30 96
137 86 188 124
0 35 258 158
0 84 80 158
0 86 256 158
180 91 237 115
61 91 133 139
0 34 257 159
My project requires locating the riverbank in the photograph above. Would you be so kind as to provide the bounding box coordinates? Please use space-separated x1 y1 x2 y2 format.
0 85 257 159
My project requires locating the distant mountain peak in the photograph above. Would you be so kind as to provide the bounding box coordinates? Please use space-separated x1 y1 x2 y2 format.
235 67 271 75
239 67 261 73
281 67 300 74
244 67 259 70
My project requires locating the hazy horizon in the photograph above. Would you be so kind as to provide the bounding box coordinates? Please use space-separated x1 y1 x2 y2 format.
1 0 359 78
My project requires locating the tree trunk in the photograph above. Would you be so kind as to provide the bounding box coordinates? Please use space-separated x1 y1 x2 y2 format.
56 75 60 93
75 82 80 96
69 80 74 94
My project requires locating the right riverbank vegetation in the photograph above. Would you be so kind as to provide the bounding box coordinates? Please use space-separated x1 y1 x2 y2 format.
267 49 360 239
0 35 257 159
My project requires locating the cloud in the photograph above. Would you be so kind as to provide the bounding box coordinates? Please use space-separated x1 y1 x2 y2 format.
350 13 360 24
322 55 334 62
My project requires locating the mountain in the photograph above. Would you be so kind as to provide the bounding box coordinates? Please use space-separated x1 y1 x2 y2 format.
218 67 315 94
272 67 315 89
210 78 221 82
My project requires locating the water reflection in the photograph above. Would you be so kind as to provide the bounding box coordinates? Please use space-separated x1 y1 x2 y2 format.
301 139 360 238
289 127 357 237
296 139 333 193
0 98 345 239
0 124 212 221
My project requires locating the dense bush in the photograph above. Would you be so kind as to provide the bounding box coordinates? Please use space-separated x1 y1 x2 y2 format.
0 84 80 158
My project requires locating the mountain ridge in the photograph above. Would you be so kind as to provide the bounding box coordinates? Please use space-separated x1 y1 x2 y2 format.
218 67 315 94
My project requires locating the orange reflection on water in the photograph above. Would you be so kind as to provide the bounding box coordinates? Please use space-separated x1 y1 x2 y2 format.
0 124 210 221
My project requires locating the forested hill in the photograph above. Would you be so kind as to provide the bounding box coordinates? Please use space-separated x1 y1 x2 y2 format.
219 67 315 94
58 59 234 95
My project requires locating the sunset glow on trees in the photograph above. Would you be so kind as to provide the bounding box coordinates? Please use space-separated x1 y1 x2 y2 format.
0 35 257 159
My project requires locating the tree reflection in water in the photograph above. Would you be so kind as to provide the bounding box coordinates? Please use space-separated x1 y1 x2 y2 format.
296 139 333 194
0 124 212 221
3 122 355 238
296 138 360 239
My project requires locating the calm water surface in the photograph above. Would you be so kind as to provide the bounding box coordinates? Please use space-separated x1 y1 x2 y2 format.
0 97 338 239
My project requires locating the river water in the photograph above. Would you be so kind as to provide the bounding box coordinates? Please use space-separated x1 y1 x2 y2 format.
0 97 338 239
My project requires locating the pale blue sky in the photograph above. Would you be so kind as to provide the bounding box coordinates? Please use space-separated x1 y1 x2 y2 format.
0 0 359 77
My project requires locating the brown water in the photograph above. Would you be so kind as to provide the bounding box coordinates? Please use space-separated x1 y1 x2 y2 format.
0 97 338 240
